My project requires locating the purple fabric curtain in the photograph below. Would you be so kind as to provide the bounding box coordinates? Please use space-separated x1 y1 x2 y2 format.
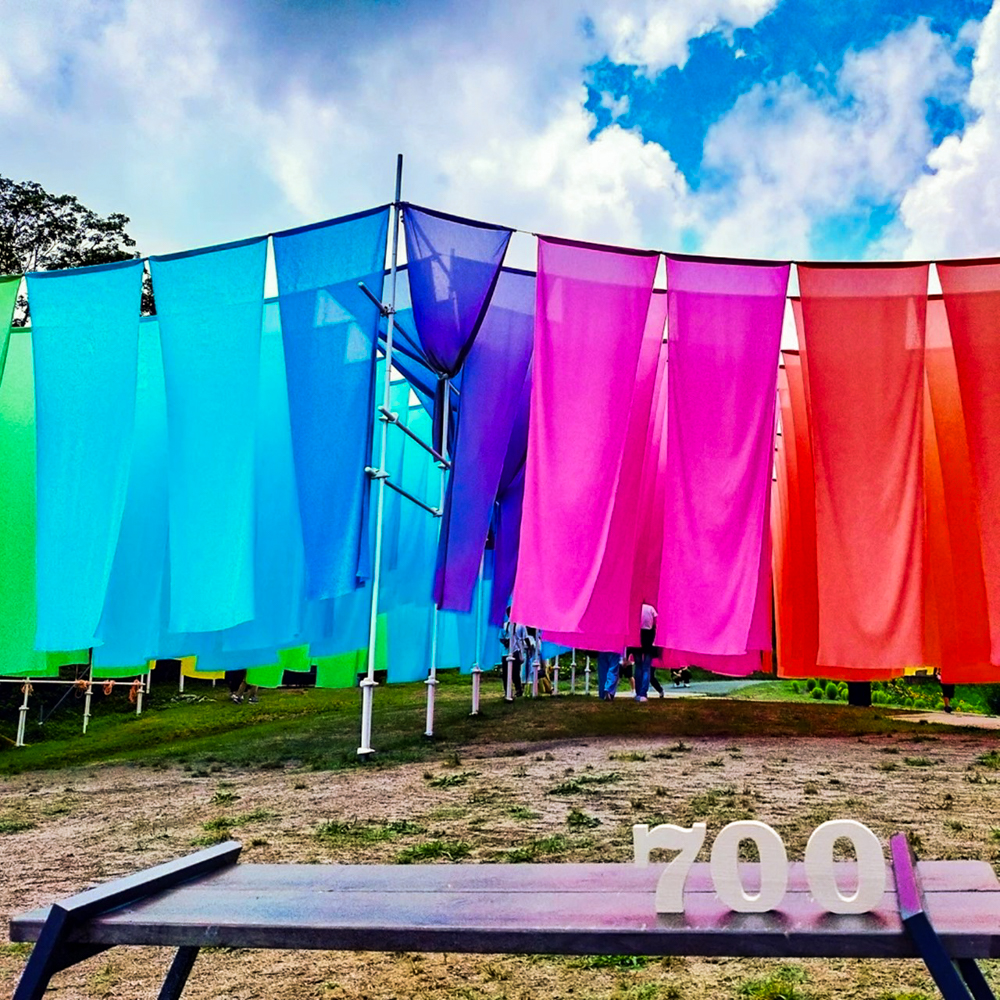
491 373 532 625
434 269 535 612
401 204 512 377
657 256 788 664
511 237 658 635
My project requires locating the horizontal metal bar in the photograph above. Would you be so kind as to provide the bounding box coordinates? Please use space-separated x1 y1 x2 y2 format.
384 478 441 517
379 406 450 466
358 281 392 316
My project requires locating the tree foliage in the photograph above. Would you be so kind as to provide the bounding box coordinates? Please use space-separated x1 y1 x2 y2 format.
0 175 139 275
0 175 148 321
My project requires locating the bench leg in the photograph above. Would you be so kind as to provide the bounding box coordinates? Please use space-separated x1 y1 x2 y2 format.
956 958 997 1000
158 946 200 1000
902 911 976 1000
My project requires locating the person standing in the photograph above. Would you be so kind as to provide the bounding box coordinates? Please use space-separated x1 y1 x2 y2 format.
634 601 658 702
597 649 622 700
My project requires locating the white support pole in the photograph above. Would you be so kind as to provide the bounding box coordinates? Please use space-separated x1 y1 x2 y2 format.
570 648 577 694
82 673 93 736
426 376 448 738
146 667 153 695
505 653 515 702
552 656 559 696
584 655 591 696
470 553 485 716
178 668 185 694
359 154 403 758
16 679 30 747
531 654 539 698
136 679 144 716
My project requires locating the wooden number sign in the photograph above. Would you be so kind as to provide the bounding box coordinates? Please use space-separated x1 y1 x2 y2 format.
634 818 887 915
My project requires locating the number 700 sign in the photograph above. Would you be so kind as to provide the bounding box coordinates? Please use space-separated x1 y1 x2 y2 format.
633 819 887 914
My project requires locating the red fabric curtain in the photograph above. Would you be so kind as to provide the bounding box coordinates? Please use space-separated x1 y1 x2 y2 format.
796 265 928 674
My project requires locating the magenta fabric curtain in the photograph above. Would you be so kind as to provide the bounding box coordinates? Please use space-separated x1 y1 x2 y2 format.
511 237 658 642
656 257 788 669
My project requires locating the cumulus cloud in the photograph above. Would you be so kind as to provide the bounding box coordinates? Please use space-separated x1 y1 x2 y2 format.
695 18 968 258
899 7 1000 258
594 0 779 74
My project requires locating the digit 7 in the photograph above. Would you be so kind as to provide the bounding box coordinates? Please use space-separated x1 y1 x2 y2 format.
633 823 707 913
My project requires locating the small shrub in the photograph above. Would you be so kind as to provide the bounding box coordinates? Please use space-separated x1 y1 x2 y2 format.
567 808 601 829
811 688 823 700
825 681 840 700
805 678 816 692
396 840 471 864
982 684 1000 715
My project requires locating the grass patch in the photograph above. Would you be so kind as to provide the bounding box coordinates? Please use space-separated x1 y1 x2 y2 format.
903 757 935 768
547 772 622 795
975 750 1000 769
0 671 962 780
425 771 478 788
0 817 35 834
569 954 648 970
609 751 647 762
566 807 601 829
508 805 540 820
396 840 471 863
315 818 426 844
211 789 241 805
737 964 809 1000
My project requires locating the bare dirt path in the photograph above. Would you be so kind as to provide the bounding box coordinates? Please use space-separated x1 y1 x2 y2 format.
3 727 1000 999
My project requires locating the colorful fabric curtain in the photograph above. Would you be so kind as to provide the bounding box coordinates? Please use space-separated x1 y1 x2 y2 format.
272 206 389 600
922 296 992 681
93 317 168 669
938 261 1000 666
0 273 19 382
220 300 305 653
401 204 512 378
797 264 928 673
657 257 788 671
0 330 53 676
434 268 535 613
150 236 267 634
512 237 658 639
27 259 143 650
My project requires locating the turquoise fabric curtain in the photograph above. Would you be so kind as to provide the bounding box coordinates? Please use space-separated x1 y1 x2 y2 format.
27 259 143 650
150 236 267 633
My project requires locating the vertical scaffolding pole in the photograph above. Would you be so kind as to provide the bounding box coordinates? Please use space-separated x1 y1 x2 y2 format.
359 154 403 758
470 553 485 716
425 378 449 738
584 654 591 695
82 650 93 736
15 679 30 747
570 648 577 693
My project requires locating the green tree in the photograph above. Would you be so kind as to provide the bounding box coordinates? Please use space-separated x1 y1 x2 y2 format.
0 175 147 321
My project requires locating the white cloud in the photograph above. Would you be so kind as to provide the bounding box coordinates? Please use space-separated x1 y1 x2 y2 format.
696 18 967 258
899 9 1000 258
595 0 779 74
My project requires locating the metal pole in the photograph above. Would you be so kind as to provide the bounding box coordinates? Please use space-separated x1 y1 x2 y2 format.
359 154 403 758
505 653 515 702
425 377 449 738
584 655 591 696
16 679 30 747
136 678 144 716
178 666 185 694
470 553 485 716
531 652 539 698
82 650 93 736
552 656 559 695
570 648 577 694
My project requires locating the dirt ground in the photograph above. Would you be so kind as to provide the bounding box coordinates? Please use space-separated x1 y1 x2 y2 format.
3 725 1000 999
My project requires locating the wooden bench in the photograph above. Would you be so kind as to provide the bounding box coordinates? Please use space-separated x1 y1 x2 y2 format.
9 835 1000 999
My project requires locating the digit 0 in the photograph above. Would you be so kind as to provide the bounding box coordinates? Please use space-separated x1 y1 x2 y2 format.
804 819 886 914
710 820 788 913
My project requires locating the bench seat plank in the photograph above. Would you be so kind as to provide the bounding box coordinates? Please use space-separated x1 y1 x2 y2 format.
11 862 1000 960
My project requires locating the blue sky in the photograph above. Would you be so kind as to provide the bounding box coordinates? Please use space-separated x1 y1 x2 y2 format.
1 0 999 266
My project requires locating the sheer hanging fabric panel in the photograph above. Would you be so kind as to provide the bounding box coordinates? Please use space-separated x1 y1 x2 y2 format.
150 236 267 634
272 206 389 600
512 237 658 639
796 264 928 674
27 259 143 650
656 257 788 674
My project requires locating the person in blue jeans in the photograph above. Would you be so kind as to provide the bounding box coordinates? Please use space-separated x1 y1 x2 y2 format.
632 602 658 702
597 650 621 700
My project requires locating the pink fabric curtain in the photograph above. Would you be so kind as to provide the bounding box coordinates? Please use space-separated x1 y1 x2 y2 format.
511 237 658 645
938 262 1000 666
797 264 927 672
655 257 788 673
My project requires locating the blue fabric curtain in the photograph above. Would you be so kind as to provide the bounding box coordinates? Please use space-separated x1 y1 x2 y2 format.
94 316 169 668
150 236 267 633
434 269 535 613
273 206 389 601
27 259 143 650
221 299 306 652
401 204 511 377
